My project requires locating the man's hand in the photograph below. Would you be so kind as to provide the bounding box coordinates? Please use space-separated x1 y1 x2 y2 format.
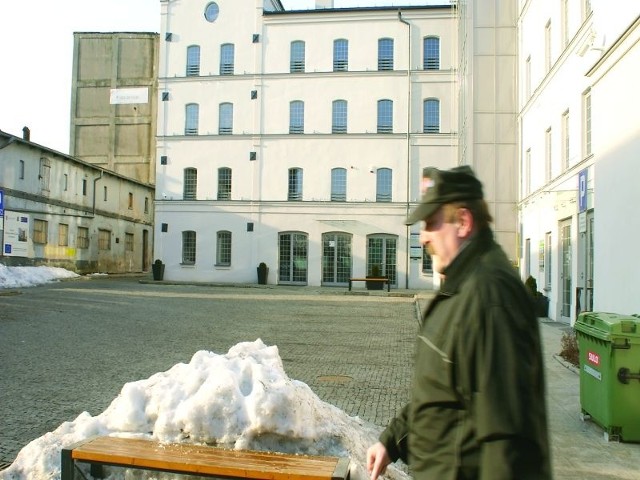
366 442 391 480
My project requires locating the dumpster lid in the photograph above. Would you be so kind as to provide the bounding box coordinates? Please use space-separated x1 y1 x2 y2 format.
575 312 640 340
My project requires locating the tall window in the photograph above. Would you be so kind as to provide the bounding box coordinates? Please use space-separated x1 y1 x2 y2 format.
186 45 200 76
288 168 303 201
545 20 552 72
525 55 531 99
545 127 552 182
182 230 196 264
125 233 134 252
103 186 108 201
58 223 69 246
378 38 394 70
98 229 111 250
583 89 592 158
290 41 305 73
128 192 133 209
19 159 25 179
332 100 347 133
423 98 440 133
289 101 304 134
376 168 392 202
423 36 440 70
184 167 197 200
185 103 199 135
63 174 68 191
77 226 89 249
220 43 234 75
39 157 50 193
216 231 232 266
333 39 348 71
377 99 393 133
562 109 570 170
367 235 397 285
219 102 233 134
331 168 347 201
33 219 48 244
217 167 232 200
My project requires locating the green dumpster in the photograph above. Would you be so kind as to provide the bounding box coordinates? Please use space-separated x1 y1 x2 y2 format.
575 312 640 442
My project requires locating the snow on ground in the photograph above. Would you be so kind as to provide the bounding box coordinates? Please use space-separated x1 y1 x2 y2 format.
0 264 80 289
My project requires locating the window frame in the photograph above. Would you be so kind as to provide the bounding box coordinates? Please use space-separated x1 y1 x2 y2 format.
185 103 199 135
186 45 200 76
423 98 440 133
182 230 196 265
33 219 48 244
333 38 348 71
377 99 393 133
376 168 392 202
98 229 111 251
220 43 234 75
58 223 69 247
125 232 134 252
77 226 89 249
216 230 232 266
332 99 347 134
290 40 305 73
330 168 347 202
218 102 233 134
288 167 303 201
289 100 304 134
423 36 440 70
217 167 232 200
377 38 394 71
184 167 198 200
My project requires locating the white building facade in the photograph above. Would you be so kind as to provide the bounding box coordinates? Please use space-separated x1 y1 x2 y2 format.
154 0 462 288
518 0 640 321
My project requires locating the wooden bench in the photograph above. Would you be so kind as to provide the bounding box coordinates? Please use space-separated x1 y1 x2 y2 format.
61 436 350 480
348 277 390 292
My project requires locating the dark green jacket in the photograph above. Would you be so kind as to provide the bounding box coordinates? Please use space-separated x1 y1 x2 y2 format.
380 227 551 479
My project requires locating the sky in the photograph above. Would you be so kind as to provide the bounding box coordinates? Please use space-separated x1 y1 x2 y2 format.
0 266 409 480
0 0 439 155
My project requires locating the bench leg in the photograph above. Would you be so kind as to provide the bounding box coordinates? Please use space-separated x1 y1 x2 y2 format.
348 280 352 291
61 449 74 480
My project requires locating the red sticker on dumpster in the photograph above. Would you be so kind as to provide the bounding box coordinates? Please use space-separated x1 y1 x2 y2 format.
587 351 600 366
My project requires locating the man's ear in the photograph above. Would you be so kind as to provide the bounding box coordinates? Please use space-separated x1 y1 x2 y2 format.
457 208 474 238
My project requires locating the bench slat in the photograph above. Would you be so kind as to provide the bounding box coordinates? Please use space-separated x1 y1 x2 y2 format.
67 437 348 480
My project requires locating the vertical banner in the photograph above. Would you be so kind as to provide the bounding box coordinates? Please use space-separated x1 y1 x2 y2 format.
3 211 31 257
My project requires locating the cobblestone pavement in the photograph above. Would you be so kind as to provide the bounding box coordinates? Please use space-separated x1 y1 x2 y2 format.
2 275 640 479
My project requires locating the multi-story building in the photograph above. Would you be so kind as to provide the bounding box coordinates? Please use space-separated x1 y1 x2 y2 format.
518 0 640 321
0 129 154 273
70 32 159 185
154 0 519 288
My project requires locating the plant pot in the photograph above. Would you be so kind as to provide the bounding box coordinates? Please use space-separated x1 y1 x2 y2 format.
257 266 269 285
366 276 385 290
152 262 165 281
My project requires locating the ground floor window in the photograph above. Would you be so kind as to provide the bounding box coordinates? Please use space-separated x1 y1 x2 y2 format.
77 227 89 249
182 230 196 264
279 232 308 284
98 229 111 251
33 219 48 244
367 234 397 285
125 233 134 252
216 231 231 266
322 232 351 285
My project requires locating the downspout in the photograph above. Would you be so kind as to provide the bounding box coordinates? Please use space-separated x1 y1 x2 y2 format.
398 10 411 289
92 169 104 216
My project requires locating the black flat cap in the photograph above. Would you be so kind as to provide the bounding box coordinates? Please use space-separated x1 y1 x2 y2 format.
405 166 484 225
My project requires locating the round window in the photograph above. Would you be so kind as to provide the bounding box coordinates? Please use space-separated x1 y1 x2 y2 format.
204 2 219 22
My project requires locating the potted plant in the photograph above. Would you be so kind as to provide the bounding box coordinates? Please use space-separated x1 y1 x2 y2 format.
525 275 549 317
366 264 385 290
257 262 269 285
152 259 165 281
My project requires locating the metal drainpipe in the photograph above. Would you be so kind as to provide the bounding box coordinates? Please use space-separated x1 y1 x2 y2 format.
92 169 103 216
398 10 411 289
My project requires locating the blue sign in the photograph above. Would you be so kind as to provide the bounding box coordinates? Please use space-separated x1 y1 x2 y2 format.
578 169 588 213
0 188 4 217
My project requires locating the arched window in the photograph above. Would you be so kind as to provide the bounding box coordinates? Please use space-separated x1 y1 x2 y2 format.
182 230 196 264
377 99 393 133
219 102 233 134
423 98 440 133
423 37 440 70
376 168 392 202
290 41 305 72
332 100 347 133
186 45 200 76
220 43 234 75
333 39 348 71
217 167 232 200
331 168 347 201
378 38 394 70
185 103 199 135
216 230 231 266
288 168 303 201
289 101 304 134
183 167 197 199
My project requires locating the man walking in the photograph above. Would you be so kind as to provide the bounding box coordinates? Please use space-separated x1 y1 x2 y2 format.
367 166 551 479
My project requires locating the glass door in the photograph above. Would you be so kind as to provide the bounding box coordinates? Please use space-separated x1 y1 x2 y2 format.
279 232 308 285
322 232 352 286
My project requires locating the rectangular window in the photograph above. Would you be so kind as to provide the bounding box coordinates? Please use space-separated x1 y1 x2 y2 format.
58 223 69 246
182 230 196 264
423 37 440 70
184 168 197 200
186 45 200 76
77 227 89 249
376 168 392 202
220 43 234 75
423 99 440 133
98 229 111 250
545 128 552 183
103 186 108 201
289 101 304 134
216 231 232 266
583 90 592 158
82 179 87 196
562 109 570 170
39 157 51 193
128 192 133 209
125 233 134 252
217 167 232 200
33 219 48 244
377 100 393 133
19 159 25 179
64 174 68 191
378 38 394 70
185 103 199 135
332 100 347 134
333 39 348 71
331 168 347 202
545 21 552 72
288 168 303 201
144 197 149 213
218 103 233 134
422 246 433 274
290 41 305 73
